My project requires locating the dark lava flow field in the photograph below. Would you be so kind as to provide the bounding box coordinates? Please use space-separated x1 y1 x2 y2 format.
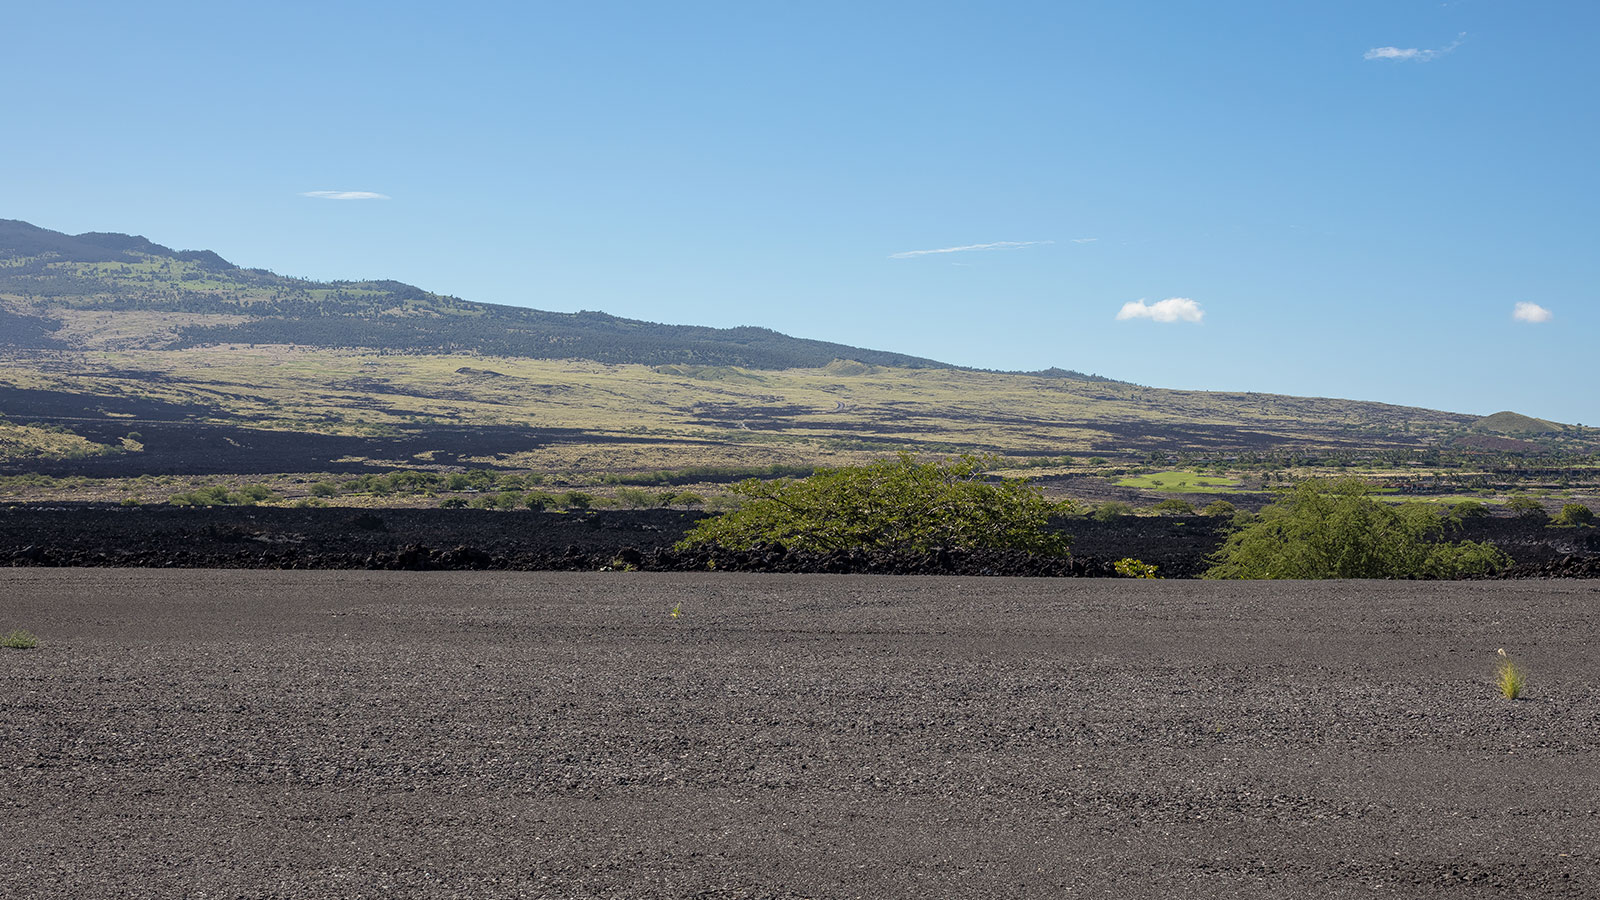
3 505 1597 578
2 571 1598 899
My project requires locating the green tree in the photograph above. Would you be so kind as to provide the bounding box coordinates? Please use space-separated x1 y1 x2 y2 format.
614 487 651 509
1151 498 1194 516
1506 495 1547 521
1552 503 1596 527
1204 478 1510 579
678 454 1071 555
1091 501 1133 522
559 491 594 510
1201 499 1236 517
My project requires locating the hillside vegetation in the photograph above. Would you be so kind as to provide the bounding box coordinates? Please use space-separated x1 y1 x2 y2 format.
0 219 944 369
2 219 1597 501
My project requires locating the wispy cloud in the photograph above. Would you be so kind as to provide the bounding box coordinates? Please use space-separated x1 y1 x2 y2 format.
1365 33 1465 62
1116 297 1205 324
1070 237 1098 244
889 240 1052 259
1513 302 1553 323
300 190 391 200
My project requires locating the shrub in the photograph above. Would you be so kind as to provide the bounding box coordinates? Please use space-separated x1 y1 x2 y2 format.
678 454 1071 555
1497 649 1526 700
614 487 652 509
1201 500 1237 517
1506 495 1547 521
1551 503 1596 528
1092 502 1133 522
524 491 556 510
439 496 468 509
1449 500 1490 521
559 491 594 510
237 484 274 504
1113 557 1159 578
1204 478 1511 579
309 481 339 497
704 494 741 512
1151 498 1194 516
2 630 38 650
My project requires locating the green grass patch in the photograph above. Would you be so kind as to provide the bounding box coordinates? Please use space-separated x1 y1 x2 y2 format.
1497 650 1527 700
2 630 39 650
1115 470 1242 493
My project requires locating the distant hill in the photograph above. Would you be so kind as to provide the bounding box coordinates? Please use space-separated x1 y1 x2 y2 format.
1475 411 1562 435
6 217 1596 485
0 219 949 370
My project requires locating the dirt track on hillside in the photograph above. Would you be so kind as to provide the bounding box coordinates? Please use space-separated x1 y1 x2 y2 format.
2 572 1598 899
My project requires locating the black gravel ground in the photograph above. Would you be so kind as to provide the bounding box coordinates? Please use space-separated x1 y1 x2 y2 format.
2 571 1597 898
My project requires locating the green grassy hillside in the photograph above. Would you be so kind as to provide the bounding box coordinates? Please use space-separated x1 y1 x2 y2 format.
2 218 1596 505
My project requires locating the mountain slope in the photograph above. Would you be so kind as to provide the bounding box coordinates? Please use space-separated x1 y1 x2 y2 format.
0 219 950 369
4 218 1596 485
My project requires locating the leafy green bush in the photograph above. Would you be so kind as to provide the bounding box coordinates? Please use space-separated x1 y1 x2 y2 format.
1201 500 1237 517
1506 495 1547 521
2 629 38 650
1091 502 1133 522
1551 503 1596 528
1204 478 1510 579
559 491 594 510
678 454 1071 555
237 484 273 503
614 487 652 509
1113 557 1159 578
1449 500 1489 521
1151 498 1194 516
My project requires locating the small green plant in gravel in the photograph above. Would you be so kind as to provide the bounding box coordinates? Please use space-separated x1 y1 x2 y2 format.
1496 648 1527 700
2 629 39 650
1113 557 1160 578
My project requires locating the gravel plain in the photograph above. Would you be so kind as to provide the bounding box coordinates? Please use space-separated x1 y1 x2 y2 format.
2 570 1598 899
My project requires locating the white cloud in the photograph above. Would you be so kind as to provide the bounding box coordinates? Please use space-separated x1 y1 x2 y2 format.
1513 302 1553 323
1116 297 1205 324
1070 237 1098 244
300 190 391 200
889 240 1051 259
1365 33 1464 62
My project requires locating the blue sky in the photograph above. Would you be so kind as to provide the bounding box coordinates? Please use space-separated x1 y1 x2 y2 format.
5 1 1596 423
